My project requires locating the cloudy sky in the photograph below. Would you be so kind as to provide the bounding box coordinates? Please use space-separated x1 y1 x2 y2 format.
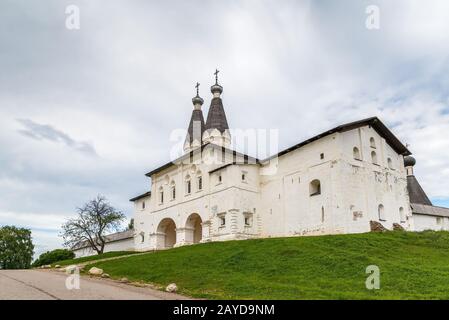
1 0 449 257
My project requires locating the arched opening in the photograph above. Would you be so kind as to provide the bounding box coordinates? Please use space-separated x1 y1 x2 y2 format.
353 147 361 160
156 218 177 249
309 179 321 196
378 204 385 221
185 213 202 244
371 151 378 165
370 137 376 148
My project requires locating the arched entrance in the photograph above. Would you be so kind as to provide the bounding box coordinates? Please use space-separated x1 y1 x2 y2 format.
156 218 177 249
185 213 202 244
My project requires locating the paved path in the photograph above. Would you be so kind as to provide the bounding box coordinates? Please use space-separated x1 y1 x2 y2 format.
0 270 190 300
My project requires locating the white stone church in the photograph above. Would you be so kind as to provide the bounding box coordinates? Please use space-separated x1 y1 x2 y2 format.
73 75 449 257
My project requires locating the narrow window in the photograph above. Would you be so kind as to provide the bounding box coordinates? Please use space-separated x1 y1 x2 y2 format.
353 147 361 160
186 180 191 194
220 217 226 226
378 204 385 221
321 206 325 222
320 153 324 160
172 186 176 200
140 233 145 243
242 173 246 181
370 137 376 148
142 201 145 210
218 175 222 183
159 188 164 204
371 151 378 165
244 217 251 226
198 176 203 190
388 158 394 169
309 179 321 196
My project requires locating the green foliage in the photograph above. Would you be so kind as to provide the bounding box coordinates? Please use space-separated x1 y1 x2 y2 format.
0 226 34 269
91 231 449 299
32 249 75 267
54 251 137 266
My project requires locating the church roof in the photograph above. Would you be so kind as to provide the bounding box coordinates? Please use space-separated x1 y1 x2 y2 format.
205 97 229 133
263 116 411 162
411 203 449 217
129 191 151 202
407 175 432 205
185 109 206 143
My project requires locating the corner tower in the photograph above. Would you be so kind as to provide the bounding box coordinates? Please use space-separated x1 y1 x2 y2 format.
203 69 231 148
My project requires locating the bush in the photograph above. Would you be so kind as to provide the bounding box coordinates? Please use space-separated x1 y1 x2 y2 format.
32 249 75 267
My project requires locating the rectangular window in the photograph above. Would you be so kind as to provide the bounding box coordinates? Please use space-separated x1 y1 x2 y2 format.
242 173 246 181
244 217 250 226
320 153 324 160
142 201 145 209
160 191 164 204
221 217 226 226
172 187 176 200
218 175 222 183
186 180 191 194
198 177 202 190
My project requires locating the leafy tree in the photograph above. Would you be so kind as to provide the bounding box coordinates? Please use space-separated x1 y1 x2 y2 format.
0 226 34 269
32 249 75 267
61 195 125 255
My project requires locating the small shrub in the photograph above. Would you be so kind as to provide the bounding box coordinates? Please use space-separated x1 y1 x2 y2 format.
32 249 75 267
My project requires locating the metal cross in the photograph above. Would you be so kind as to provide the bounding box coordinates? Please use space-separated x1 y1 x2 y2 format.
214 68 219 84
195 82 200 96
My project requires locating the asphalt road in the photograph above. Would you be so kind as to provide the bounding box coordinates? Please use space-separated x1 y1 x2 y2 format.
0 269 190 300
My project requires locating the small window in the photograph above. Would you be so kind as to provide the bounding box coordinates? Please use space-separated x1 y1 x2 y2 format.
321 206 325 223
370 137 376 148
320 153 324 160
140 233 145 243
242 173 246 181
220 217 226 226
353 147 361 160
309 179 321 196
142 201 145 210
437 217 443 225
378 204 385 221
371 151 378 165
197 176 203 190
244 216 251 226
186 180 191 194
171 186 176 200
399 207 405 223
159 188 164 204
218 175 222 183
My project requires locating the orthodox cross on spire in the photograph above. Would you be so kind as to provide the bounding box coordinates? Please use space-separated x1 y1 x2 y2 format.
195 82 200 96
214 68 220 84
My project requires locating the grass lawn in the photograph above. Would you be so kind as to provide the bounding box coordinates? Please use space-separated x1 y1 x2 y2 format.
89 231 449 299
54 251 138 266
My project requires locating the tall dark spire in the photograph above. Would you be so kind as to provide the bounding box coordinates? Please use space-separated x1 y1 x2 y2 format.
404 156 432 205
205 69 228 133
185 83 205 148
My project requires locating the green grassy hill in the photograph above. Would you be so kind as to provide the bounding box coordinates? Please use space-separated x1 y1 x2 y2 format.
88 231 449 299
